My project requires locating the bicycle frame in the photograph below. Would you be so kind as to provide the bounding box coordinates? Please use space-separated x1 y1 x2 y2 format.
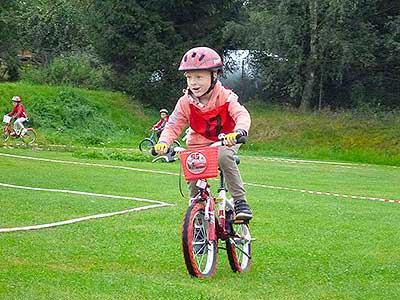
189 165 237 242
148 130 157 143
2 122 12 134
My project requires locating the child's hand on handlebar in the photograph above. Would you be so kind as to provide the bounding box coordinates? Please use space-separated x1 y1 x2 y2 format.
154 142 169 154
224 132 239 147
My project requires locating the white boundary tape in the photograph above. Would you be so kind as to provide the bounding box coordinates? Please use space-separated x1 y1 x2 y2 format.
243 156 398 170
0 183 172 233
1 152 399 204
242 156 359 168
244 182 400 204
0 204 168 233
240 155 399 170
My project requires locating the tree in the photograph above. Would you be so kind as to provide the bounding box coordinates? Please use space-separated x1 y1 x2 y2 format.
300 0 317 111
0 0 19 80
16 0 90 64
238 0 400 110
88 0 244 107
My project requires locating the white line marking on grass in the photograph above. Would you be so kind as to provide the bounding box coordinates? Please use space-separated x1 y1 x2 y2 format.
1 152 398 205
0 182 168 204
0 182 172 233
11 145 396 169
0 152 178 176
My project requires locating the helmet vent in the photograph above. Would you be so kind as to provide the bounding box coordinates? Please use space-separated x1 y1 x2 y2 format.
199 54 205 61
191 52 197 58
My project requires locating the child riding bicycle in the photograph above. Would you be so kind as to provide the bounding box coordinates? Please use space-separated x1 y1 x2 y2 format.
152 108 169 139
7 96 28 137
155 47 253 221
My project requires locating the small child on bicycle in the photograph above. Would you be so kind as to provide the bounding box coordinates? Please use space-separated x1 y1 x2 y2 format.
7 96 28 136
152 108 169 139
155 47 253 220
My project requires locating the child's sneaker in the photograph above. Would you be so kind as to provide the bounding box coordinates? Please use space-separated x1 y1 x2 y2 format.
234 199 253 220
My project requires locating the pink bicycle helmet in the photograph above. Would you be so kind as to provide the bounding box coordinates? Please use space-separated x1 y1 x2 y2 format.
12 96 22 103
179 47 223 72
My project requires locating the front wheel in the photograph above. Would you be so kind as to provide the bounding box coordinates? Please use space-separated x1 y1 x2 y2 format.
172 140 181 147
1 126 10 143
21 128 37 145
226 222 252 273
139 138 154 154
182 203 217 278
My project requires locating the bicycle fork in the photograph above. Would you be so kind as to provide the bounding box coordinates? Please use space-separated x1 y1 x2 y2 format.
204 194 216 241
190 180 217 242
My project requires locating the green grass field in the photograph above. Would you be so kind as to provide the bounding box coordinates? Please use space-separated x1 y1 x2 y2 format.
0 148 399 300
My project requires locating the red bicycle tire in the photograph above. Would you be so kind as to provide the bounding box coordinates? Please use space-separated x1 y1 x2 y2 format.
226 223 252 273
181 203 217 278
21 128 37 144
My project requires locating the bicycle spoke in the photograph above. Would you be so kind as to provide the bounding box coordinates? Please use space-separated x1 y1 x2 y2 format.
193 215 208 271
182 203 217 278
226 223 252 273
230 237 251 259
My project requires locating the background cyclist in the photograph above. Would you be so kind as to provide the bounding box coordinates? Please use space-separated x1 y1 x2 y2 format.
152 108 169 139
7 96 28 137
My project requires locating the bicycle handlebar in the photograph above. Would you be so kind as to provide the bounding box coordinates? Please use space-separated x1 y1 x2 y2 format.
203 134 247 148
151 134 247 157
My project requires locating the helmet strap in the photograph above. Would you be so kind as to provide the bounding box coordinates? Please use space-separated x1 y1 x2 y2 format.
186 71 219 100
198 72 218 98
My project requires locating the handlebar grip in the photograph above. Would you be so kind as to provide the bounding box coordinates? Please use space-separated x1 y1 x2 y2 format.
151 147 158 156
236 134 247 144
151 146 176 157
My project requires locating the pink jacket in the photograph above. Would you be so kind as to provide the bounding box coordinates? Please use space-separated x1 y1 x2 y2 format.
159 81 251 148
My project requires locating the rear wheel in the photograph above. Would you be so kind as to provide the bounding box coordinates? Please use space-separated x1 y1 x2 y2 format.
21 128 37 145
1 126 10 143
182 203 217 278
226 221 252 273
139 138 154 154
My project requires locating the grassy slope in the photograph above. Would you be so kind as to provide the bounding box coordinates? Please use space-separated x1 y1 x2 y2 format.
0 82 155 146
247 103 400 166
1 82 399 165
